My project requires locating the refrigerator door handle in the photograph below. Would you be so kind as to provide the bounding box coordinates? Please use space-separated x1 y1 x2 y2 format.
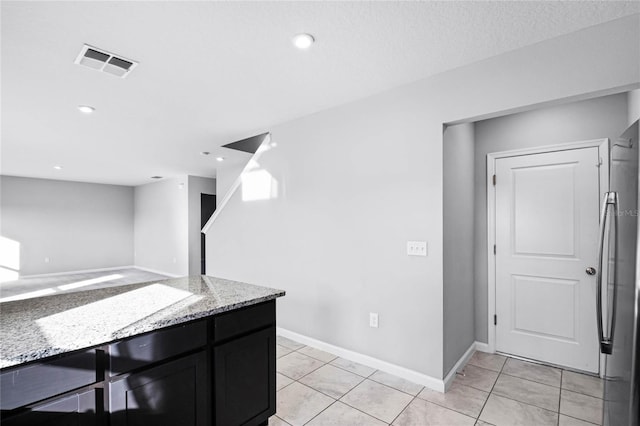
596 191 618 355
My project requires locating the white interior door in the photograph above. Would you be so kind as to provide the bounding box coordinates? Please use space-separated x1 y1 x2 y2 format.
494 147 600 373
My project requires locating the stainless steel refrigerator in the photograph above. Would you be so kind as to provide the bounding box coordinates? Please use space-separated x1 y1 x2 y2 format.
600 119 639 426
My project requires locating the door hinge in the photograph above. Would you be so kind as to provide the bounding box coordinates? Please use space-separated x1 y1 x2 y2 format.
492 174 496 186
494 315 497 326
493 245 496 255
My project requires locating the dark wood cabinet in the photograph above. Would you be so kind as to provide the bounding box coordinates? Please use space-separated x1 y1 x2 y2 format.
2 388 100 426
0 350 97 410
213 327 276 426
110 351 208 426
0 300 276 426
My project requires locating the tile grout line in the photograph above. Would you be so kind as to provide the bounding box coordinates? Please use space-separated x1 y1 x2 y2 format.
389 395 417 425
300 373 366 401
288 360 328 382
558 370 563 416
276 354 328 382
560 413 601 425
486 389 561 417
488 369 564 414
328 359 377 379
493 354 562 415
279 338 385 380
336 378 420 424
293 363 429 424
414 384 489 420
277 343 602 425
301 398 339 426
336 398 395 425
292 343 379 378
277 378 296 393
499 370 562 389
274 414 293 426
365 378 424 399
336 393 396 425
291 347 487 423
469 355 508 422
276 380 338 425
560 385 605 400
277 341 401 424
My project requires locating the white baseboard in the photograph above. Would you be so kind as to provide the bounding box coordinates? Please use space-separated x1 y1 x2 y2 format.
276 327 446 393
132 266 180 278
21 265 136 279
443 342 476 391
474 341 491 353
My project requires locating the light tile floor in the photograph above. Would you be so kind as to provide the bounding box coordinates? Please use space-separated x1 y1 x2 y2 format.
0 268 170 302
272 336 605 426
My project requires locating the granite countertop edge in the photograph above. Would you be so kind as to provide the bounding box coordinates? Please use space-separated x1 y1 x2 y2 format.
0 276 285 370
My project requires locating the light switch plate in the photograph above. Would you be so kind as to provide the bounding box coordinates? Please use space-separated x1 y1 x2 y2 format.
407 241 427 256
369 312 379 328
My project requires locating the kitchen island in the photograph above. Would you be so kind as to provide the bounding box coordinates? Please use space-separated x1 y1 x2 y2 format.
0 275 285 426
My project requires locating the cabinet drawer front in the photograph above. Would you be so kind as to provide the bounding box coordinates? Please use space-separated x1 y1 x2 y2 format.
109 320 207 376
213 301 275 343
2 388 99 426
0 350 97 410
110 351 208 426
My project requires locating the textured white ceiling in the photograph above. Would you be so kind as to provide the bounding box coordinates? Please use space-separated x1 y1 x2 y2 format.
2 1 639 186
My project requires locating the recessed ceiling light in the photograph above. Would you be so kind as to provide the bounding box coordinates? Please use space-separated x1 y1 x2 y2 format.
200 151 211 156
270 142 278 147
53 165 63 170
292 33 315 49
216 157 225 162
150 176 163 179
77 105 95 114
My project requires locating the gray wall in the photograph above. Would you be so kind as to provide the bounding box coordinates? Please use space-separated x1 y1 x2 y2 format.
473 92 629 343
630 89 640 126
134 177 189 276
188 176 216 275
0 175 134 276
443 123 475 376
205 17 638 380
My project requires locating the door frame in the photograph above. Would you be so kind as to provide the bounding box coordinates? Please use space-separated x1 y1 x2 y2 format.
486 139 609 370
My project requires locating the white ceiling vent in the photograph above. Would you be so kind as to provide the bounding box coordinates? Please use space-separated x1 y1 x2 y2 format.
74 44 138 78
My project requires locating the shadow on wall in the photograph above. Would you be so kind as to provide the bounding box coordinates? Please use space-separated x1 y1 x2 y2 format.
0 236 20 282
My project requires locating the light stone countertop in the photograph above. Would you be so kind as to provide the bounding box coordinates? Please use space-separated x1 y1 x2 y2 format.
0 275 285 369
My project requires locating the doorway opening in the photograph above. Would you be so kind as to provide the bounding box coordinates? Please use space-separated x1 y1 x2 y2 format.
200 194 216 275
442 91 631 377
487 140 608 373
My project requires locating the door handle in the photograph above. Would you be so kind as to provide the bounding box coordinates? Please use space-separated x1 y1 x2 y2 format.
596 191 618 355
586 267 596 276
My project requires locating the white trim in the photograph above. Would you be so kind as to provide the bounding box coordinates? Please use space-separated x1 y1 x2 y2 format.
202 133 271 234
132 266 180 278
487 153 497 353
485 138 609 161
277 327 446 392
443 342 476 391
474 341 491 353
486 138 609 369
20 265 136 279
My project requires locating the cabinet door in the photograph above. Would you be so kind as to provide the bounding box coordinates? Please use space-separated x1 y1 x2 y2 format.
110 351 208 426
214 326 276 426
2 388 99 426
